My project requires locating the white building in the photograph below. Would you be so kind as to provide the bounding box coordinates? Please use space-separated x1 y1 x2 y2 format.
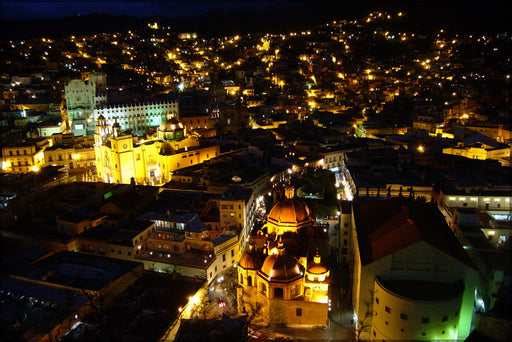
350 197 480 341
93 99 179 136
64 73 107 136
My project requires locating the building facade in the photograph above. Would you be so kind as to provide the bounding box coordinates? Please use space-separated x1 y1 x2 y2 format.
93 99 179 136
1 138 48 173
65 75 106 136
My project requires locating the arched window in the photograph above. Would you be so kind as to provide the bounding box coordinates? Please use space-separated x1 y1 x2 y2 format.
247 275 252 286
239 274 244 285
274 287 283 299
261 283 267 295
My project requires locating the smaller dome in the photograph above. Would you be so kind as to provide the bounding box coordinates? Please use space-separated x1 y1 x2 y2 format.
307 250 329 278
239 249 265 270
260 253 303 281
307 263 328 275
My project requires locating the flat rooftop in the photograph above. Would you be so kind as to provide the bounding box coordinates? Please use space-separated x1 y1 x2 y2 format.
17 251 142 292
378 278 463 301
67 272 203 341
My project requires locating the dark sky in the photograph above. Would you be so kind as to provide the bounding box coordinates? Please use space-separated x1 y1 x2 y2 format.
1 0 309 20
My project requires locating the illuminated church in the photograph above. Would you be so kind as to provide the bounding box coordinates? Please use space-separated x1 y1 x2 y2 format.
237 185 330 327
94 114 219 185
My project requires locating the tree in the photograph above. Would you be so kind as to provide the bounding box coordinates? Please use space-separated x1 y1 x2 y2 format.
353 291 376 341
237 287 265 326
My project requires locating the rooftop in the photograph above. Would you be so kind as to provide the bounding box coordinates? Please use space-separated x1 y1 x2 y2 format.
18 251 142 292
353 197 474 268
378 277 464 301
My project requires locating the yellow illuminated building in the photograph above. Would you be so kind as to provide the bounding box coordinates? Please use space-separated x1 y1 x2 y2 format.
94 115 219 185
1 138 48 173
237 185 330 327
443 145 511 162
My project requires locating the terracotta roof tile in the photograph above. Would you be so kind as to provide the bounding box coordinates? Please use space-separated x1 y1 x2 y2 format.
354 197 474 268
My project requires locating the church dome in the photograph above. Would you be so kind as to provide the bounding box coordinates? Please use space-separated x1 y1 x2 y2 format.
307 262 328 275
307 251 328 275
268 199 311 225
267 186 312 228
157 117 185 141
158 117 183 132
239 250 265 270
260 253 303 282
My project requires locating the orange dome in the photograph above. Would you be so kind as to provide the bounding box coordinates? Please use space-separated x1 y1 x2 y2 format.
307 262 328 275
239 250 265 270
267 197 312 227
260 254 304 281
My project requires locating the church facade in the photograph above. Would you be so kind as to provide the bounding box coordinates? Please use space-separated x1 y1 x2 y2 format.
94 115 219 185
237 186 330 327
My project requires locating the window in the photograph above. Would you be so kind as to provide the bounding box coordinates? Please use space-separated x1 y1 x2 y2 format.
455 310 459 316
231 250 234 257
296 308 302 316
442 316 448 322
422 317 429 323
128 252 131 256
118 250 122 254
375 298 379 304
385 306 391 313
223 254 226 262
261 283 267 295
373 331 376 337
344 223 348 227
400 313 408 320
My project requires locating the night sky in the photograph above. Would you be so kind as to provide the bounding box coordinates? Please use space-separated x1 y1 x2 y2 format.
1 0 308 20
